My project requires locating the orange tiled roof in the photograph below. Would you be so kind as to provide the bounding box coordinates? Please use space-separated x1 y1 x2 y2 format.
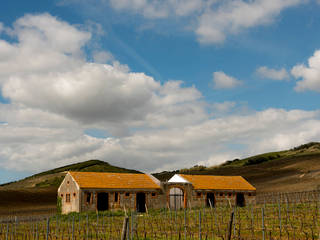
69 172 160 189
179 174 256 191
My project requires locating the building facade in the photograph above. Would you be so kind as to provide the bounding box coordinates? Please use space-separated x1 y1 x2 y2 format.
58 172 256 214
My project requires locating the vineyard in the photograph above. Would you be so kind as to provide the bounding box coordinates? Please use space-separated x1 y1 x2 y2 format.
0 190 320 240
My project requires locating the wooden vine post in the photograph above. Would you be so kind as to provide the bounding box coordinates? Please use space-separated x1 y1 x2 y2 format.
121 217 129 240
227 210 234 240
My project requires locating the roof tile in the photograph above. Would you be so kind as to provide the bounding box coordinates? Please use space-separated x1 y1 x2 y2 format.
180 174 256 191
69 172 160 189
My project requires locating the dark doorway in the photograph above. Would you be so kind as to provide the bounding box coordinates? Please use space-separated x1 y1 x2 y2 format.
97 192 109 211
236 193 245 207
136 193 146 213
206 193 215 207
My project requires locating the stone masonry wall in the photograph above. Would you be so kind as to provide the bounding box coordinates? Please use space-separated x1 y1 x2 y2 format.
80 188 165 212
58 174 80 214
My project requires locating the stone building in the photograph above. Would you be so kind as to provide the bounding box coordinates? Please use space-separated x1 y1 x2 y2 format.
58 171 162 214
166 174 256 209
58 171 256 214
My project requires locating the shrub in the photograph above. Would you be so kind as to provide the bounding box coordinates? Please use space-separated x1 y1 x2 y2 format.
292 142 319 151
57 196 62 215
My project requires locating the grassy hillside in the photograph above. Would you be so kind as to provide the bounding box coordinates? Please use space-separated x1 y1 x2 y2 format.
153 142 320 192
0 160 141 189
0 160 142 214
1 142 320 214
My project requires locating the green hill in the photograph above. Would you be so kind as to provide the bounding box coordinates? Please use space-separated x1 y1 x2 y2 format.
153 142 320 192
1 142 320 215
2 143 320 192
0 160 141 189
0 160 142 214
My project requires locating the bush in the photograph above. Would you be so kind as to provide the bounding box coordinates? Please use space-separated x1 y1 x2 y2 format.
57 196 62 215
244 154 280 166
292 142 319 151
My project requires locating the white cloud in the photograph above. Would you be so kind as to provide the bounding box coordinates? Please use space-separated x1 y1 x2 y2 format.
256 66 289 81
109 0 205 19
0 13 204 135
291 50 320 92
0 104 76 129
93 50 114 64
196 0 303 44
2 64 159 125
0 13 89 83
212 71 242 89
99 0 304 44
4 107 319 173
1 13 320 177
212 101 236 113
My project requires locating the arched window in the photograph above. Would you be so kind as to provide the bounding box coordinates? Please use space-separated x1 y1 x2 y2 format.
169 187 184 210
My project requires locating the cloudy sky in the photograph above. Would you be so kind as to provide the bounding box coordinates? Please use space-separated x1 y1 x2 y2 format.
1 0 320 183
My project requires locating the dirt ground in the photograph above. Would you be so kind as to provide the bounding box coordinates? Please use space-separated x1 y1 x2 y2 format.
0 188 57 216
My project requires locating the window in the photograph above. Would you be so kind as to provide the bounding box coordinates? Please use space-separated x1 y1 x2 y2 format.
73 193 76 197
67 181 70 185
61 194 63 197
114 192 119 202
228 193 232 197
197 192 202 197
248 193 252 196
125 192 130 197
86 193 92 204
151 192 156 197
220 193 224 197
66 194 70 203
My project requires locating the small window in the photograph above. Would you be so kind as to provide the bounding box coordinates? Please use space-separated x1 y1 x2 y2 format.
220 193 224 197
60 194 63 197
228 193 232 197
73 193 76 197
66 194 70 203
125 192 130 197
67 181 70 184
86 193 92 204
114 192 119 202
197 192 202 197
151 192 156 197
248 193 252 196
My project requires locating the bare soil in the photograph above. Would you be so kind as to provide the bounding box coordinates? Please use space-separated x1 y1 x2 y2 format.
0 187 57 216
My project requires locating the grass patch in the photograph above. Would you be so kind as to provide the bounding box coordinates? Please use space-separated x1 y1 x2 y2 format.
36 176 64 188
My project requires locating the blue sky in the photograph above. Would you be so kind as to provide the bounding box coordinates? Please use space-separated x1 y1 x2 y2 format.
1 0 320 184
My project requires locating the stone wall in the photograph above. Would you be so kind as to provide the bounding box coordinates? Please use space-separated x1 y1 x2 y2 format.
190 190 256 208
58 173 80 214
80 188 165 212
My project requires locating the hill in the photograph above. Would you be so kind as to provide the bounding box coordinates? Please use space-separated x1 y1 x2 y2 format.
0 160 141 215
153 142 320 192
1 143 320 215
0 159 141 189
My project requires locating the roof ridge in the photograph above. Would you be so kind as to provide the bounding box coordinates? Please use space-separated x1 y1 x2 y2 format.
180 174 244 177
69 171 144 175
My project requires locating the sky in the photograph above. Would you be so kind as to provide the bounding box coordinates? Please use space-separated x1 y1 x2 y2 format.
1 0 320 184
